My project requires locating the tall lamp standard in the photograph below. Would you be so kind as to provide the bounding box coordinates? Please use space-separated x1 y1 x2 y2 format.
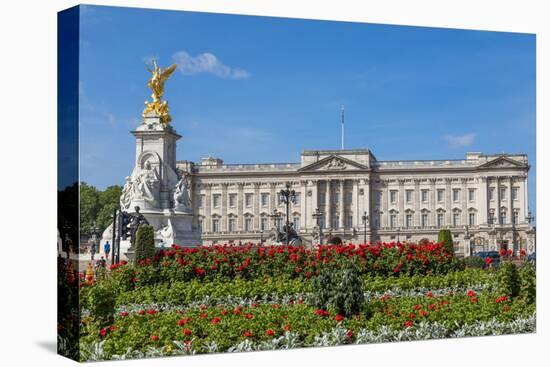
312 208 324 245
464 225 472 256
526 211 535 253
279 183 297 245
361 212 369 245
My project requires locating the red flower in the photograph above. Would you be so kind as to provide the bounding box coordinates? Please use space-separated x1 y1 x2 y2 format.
109 325 117 331
266 329 275 336
246 313 253 319
499 248 507 256
148 309 156 315
413 304 421 311
496 296 509 304
335 314 344 322
138 310 146 315
426 291 433 298
470 297 478 303
467 290 476 297
183 328 192 336
220 309 228 316
347 330 353 339
420 310 428 317
99 328 107 337
404 320 414 328
211 317 221 324
120 311 129 317
283 324 291 331
243 330 253 338
200 312 208 319
150 335 159 341
314 309 330 317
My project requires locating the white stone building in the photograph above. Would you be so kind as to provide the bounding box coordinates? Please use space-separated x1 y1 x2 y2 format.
177 149 535 256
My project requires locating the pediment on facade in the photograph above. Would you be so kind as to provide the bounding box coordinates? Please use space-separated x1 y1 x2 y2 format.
298 155 368 172
479 156 525 169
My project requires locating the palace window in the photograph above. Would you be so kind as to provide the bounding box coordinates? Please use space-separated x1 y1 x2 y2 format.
421 213 428 228
245 193 253 207
406 190 413 203
334 191 340 204
489 211 496 225
319 194 325 205
512 187 519 201
405 214 413 228
212 218 219 233
198 219 203 232
229 194 237 208
437 213 444 228
260 216 268 231
452 189 460 202
347 215 353 228
346 191 353 204
373 214 380 229
390 190 398 204
198 194 204 208
489 188 495 201
468 188 476 202
469 212 476 226
294 192 301 205
261 193 269 207
513 211 519 225
453 213 460 227
500 187 507 200
421 189 429 203
228 217 236 232
500 210 507 225
390 214 397 228
244 217 252 231
375 191 382 206
213 194 221 208
333 215 339 229
437 189 445 203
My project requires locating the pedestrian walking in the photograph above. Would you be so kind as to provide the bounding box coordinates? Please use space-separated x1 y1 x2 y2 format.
104 241 111 262
90 242 96 260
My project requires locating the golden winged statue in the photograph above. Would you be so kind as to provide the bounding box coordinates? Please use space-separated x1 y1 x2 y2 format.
142 59 177 124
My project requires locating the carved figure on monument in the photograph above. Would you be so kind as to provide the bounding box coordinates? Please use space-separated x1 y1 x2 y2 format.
156 219 175 246
128 206 149 249
173 175 192 212
133 161 160 206
120 176 133 210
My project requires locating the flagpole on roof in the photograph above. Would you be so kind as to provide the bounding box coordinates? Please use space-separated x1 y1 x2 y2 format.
341 105 345 150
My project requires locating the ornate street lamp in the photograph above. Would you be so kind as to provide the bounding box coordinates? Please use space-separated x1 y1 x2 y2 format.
279 183 297 245
464 225 473 256
361 211 369 245
312 207 324 245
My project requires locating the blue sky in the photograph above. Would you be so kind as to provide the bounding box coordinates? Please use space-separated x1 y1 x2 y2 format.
78 4 536 214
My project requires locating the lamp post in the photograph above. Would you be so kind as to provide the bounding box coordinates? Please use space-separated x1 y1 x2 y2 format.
361 211 369 245
279 183 297 245
312 207 324 245
464 225 472 256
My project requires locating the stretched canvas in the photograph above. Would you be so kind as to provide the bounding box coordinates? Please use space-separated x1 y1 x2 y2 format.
57 4 536 362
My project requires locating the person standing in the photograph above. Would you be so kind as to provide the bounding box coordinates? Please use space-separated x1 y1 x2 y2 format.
90 242 96 261
104 241 111 262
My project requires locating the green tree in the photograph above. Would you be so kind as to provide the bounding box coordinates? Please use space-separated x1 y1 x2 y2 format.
437 229 454 256
496 261 520 298
135 225 156 263
79 182 100 235
97 185 122 231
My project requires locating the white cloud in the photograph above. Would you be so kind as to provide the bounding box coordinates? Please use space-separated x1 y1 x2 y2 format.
172 51 250 79
443 133 476 147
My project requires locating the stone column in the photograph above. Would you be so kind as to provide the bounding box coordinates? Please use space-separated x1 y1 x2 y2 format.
478 177 488 225
445 178 452 226
429 178 436 227
300 180 307 230
221 183 228 231
237 183 245 230
495 176 501 224
414 179 421 227
339 180 345 228
326 180 332 229
382 180 389 228
508 176 513 224
398 179 405 228
352 179 359 227
205 183 212 232
461 178 468 226
253 182 261 230
364 178 371 227
310 180 318 228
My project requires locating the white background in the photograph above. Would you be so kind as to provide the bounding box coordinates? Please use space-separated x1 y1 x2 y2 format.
0 0 547 366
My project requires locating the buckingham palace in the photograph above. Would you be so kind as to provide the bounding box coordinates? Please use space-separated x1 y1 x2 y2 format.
176 149 535 256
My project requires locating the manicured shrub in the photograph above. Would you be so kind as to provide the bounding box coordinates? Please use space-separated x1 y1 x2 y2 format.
437 229 454 256
463 256 485 269
518 262 536 304
333 265 364 318
87 281 117 324
496 261 520 298
312 268 334 310
135 225 155 263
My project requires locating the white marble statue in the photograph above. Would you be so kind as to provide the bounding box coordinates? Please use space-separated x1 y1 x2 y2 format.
173 175 192 212
134 161 160 206
120 176 133 210
156 219 175 246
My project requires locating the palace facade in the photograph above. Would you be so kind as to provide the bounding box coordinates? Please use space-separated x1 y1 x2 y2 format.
177 149 534 256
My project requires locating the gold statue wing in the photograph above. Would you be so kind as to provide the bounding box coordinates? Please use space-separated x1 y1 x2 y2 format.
160 64 177 80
